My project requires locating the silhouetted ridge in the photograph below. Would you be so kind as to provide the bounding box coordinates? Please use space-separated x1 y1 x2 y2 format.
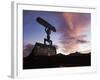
68 52 91 56
55 53 65 56
23 51 91 69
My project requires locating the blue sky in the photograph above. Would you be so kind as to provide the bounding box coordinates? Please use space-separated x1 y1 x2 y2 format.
23 10 64 46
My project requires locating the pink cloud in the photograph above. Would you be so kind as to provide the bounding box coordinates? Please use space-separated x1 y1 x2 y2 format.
58 12 91 53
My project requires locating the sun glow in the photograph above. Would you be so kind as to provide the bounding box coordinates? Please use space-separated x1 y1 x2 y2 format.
77 43 91 53
57 47 70 55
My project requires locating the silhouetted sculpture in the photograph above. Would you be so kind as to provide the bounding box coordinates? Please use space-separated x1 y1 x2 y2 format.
28 17 57 56
44 27 52 45
36 17 56 46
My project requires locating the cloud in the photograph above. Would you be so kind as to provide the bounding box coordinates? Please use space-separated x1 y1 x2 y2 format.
23 43 34 57
76 39 88 44
58 12 91 53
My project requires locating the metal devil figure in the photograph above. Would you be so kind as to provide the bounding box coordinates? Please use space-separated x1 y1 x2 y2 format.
36 17 56 46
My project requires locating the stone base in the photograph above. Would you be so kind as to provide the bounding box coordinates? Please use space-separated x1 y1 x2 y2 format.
30 42 56 56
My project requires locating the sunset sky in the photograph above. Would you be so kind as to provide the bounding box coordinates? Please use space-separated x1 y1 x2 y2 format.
23 10 91 57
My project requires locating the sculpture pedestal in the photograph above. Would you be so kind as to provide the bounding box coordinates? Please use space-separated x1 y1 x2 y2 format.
31 42 56 56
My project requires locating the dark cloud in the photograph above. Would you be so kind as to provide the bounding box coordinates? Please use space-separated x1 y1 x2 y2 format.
54 45 59 49
23 43 34 57
76 39 88 44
